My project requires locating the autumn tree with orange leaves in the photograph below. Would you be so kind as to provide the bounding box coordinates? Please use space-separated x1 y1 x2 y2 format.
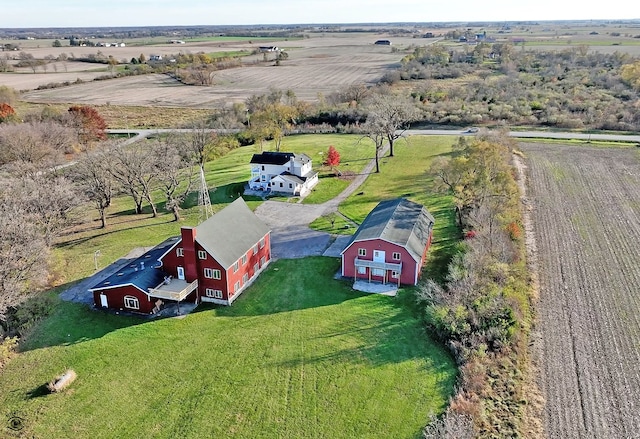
67 105 107 145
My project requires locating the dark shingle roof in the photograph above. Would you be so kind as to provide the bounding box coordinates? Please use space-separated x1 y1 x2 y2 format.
250 152 295 165
89 237 180 292
195 198 270 269
343 198 435 263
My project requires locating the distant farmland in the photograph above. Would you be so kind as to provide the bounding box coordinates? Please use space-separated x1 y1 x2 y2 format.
8 33 422 108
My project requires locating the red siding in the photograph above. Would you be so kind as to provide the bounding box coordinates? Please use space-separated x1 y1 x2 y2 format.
93 285 154 314
342 239 421 286
195 242 229 300
160 241 183 279
181 227 198 282
144 231 271 305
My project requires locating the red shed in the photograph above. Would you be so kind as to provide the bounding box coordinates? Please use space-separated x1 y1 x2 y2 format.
341 198 435 288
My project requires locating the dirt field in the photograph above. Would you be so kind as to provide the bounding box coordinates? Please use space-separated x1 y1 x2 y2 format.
522 143 640 439
3 33 424 107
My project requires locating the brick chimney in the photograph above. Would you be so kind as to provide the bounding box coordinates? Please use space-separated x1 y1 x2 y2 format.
180 227 198 282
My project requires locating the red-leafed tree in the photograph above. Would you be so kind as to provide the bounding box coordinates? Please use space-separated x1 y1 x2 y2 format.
0 103 16 123
324 145 341 167
67 105 107 144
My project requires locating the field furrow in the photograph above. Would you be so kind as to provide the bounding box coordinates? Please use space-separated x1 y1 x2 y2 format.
522 143 640 439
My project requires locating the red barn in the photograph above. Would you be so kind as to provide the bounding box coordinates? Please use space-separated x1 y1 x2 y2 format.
341 198 435 287
90 198 271 313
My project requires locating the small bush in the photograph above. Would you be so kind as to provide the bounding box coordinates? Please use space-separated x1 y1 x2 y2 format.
0 336 18 369
4 295 57 337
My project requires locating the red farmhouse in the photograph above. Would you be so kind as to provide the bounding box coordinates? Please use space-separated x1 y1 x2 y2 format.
341 198 435 287
90 198 271 314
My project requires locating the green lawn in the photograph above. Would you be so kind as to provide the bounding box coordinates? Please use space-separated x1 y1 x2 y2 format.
0 258 456 439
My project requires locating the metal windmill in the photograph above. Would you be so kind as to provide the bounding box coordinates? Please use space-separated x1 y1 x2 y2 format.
198 165 213 222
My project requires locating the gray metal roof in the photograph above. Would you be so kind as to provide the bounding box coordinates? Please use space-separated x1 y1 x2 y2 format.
89 236 180 292
195 197 270 269
343 198 435 263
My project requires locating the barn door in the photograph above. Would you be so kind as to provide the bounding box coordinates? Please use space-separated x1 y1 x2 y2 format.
177 266 185 280
100 293 108 308
372 251 386 279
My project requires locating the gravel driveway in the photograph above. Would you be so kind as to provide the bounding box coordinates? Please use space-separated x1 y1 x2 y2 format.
254 201 333 259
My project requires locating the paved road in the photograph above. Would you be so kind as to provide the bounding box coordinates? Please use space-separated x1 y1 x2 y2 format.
108 128 640 144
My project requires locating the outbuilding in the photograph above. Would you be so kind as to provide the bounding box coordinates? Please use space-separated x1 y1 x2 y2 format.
341 198 434 287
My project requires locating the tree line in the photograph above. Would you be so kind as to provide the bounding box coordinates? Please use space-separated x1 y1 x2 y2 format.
419 132 534 438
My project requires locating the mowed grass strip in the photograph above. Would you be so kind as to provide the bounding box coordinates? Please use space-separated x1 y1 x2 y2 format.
1 258 456 439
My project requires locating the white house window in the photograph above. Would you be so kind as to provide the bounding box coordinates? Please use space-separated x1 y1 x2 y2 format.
254 263 259 274
253 244 259 255
205 288 223 299
392 252 401 260
198 250 207 260
357 266 367 275
372 268 384 277
391 271 400 279
260 238 265 249
261 175 266 181
358 248 366 257
176 247 183 257
124 296 139 309
233 261 239 273
289 183 293 188
204 268 221 279
242 273 249 284
241 254 247 265
279 182 283 188
234 281 241 292
261 165 265 171
260 256 266 267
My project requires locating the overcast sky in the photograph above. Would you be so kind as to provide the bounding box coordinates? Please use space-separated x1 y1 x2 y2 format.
2 0 639 28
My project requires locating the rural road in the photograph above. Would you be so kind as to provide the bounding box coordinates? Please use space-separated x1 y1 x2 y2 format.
107 128 640 144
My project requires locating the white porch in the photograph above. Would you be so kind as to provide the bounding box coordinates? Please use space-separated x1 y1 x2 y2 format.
148 278 198 302
353 258 402 286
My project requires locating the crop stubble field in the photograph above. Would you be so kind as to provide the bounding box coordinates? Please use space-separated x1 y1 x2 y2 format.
522 143 640 439
7 33 421 107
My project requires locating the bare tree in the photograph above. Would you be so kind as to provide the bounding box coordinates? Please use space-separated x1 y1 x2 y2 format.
3 173 81 246
150 138 197 221
74 149 117 228
364 93 417 157
108 144 148 215
0 121 76 168
360 117 387 173
0 193 49 322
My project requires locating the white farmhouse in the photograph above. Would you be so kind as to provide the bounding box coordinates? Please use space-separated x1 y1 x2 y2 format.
249 152 319 196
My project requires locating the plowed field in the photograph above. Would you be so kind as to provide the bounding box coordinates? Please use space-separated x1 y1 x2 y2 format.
522 143 640 439
12 33 423 108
